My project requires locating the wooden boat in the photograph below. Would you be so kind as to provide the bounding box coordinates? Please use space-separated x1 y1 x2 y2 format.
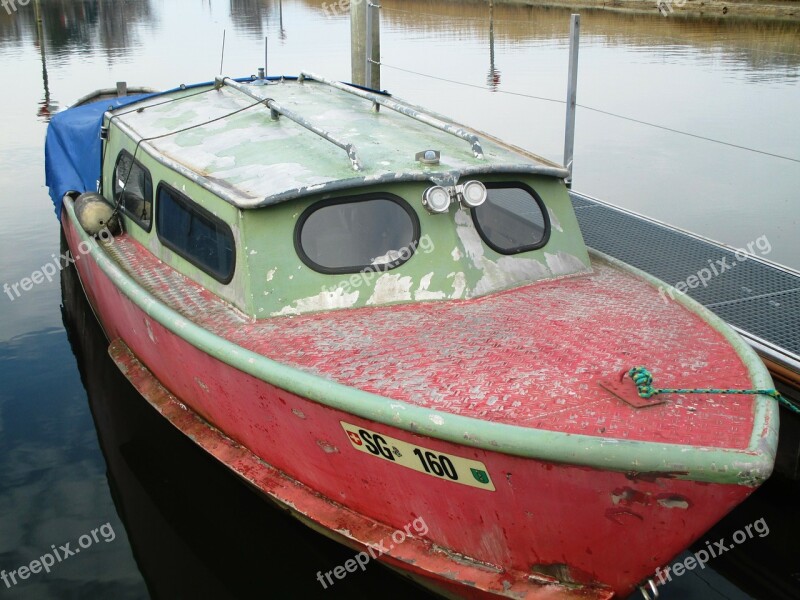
45 72 779 599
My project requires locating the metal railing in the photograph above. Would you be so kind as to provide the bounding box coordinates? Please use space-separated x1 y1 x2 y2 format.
300 71 485 160
216 76 363 171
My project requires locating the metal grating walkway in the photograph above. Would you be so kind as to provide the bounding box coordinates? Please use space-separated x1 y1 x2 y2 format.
570 191 800 371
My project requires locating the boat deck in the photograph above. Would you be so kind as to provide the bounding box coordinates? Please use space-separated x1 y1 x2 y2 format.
570 191 800 375
105 233 762 451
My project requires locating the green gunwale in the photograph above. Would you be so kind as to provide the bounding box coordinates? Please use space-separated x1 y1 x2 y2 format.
63 198 778 487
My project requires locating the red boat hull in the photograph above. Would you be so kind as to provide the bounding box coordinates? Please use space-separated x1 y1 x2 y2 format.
63 211 760 598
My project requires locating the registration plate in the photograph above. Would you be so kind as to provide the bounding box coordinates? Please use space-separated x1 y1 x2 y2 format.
340 422 495 491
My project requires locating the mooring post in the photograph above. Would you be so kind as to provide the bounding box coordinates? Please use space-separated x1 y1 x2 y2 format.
351 0 367 86
352 0 380 88
365 2 374 88
365 2 374 89
563 13 580 188
365 1 381 89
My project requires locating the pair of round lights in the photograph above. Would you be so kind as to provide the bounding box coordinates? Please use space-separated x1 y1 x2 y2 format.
422 181 487 214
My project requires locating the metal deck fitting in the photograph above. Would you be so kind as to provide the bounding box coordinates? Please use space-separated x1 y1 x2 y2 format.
301 71 485 159
571 191 800 376
218 76 363 171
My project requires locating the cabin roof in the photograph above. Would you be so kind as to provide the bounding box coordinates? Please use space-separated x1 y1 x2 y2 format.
107 75 569 209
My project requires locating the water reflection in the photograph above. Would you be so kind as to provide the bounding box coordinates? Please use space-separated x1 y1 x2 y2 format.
33 0 57 122
0 0 153 57
0 0 153 121
59 252 436 599
698 463 800 598
230 0 284 38
486 0 500 91
310 0 800 83
279 0 286 41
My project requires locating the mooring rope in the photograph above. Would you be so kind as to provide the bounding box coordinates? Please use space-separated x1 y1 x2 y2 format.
376 60 800 164
628 366 800 414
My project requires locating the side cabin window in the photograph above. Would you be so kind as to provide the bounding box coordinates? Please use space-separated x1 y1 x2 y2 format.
471 183 550 254
114 151 153 231
295 194 420 274
156 184 235 283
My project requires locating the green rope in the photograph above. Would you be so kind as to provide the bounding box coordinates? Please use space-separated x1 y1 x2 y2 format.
627 366 800 415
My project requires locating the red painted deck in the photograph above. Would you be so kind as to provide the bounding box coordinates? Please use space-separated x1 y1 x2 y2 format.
106 233 756 451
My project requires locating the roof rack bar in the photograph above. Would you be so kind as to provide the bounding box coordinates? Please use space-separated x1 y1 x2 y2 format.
217 76 363 171
300 71 485 160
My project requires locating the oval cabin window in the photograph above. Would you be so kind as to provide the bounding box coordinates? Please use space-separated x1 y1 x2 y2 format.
295 194 420 274
471 183 550 254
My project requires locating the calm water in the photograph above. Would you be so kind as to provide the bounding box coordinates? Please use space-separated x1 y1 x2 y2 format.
0 1 799 598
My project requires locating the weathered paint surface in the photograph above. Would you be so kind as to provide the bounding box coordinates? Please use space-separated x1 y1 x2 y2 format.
107 110 588 318
102 220 760 449
103 78 589 319
63 202 776 597
111 80 567 209
77 196 776 487
111 340 612 599
102 113 251 313
241 175 590 317
271 287 360 316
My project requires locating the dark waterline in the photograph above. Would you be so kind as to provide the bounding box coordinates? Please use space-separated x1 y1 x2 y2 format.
1 0 799 598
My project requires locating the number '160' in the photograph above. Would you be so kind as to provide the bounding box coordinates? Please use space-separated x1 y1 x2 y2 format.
413 449 458 480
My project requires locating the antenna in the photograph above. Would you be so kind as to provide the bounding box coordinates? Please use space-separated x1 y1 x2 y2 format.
254 37 274 86
219 29 226 75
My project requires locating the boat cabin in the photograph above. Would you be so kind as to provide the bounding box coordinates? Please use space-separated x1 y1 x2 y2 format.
101 74 590 318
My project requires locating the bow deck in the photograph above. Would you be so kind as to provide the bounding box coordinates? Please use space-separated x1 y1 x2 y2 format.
106 231 759 451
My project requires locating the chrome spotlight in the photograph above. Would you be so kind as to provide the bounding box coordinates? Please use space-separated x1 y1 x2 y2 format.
458 180 487 208
422 185 452 214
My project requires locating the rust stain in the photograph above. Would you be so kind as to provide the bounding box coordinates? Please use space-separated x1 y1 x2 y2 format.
529 562 598 586
625 470 687 483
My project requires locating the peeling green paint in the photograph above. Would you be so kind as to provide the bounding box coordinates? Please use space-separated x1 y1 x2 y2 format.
239 175 590 317
104 82 584 318
107 80 568 209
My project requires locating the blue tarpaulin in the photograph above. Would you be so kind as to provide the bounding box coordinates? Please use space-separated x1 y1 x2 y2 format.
44 93 157 217
44 77 295 218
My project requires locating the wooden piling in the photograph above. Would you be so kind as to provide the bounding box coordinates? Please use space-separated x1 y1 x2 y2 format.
351 0 380 88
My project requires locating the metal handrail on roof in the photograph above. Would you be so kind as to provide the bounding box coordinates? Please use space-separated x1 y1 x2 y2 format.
216 76 363 171
300 71 485 160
